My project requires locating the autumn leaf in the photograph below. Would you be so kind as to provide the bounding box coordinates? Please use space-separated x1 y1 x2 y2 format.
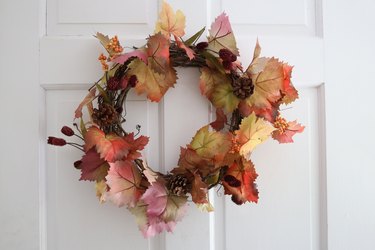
207 13 239 56
79 148 109 182
123 133 149 162
281 64 298 104
235 113 275 159
142 159 159 184
74 87 96 119
84 126 130 162
106 161 142 208
223 158 259 204
112 49 148 65
95 180 108 203
146 34 171 74
175 37 195 60
190 126 231 163
210 108 227 131
174 147 215 177
238 100 279 122
272 120 305 143
95 32 122 57
199 67 227 98
191 172 209 204
135 182 188 237
211 81 240 113
155 1 186 38
245 57 284 109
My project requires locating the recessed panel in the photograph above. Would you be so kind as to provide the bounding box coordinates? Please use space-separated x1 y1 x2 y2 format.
58 0 148 24
224 88 322 250
46 90 153 250
223 0 306 25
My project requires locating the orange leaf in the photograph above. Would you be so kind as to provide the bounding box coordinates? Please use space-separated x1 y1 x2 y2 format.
223 158 258 204
84 126 130 162
281 64 298 104
155 1 186 38
272 120 305 143
191 172 208 204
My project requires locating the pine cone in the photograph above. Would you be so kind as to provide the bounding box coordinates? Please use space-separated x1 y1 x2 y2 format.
92 103 119 127
167 175 189 196
231 76 254 99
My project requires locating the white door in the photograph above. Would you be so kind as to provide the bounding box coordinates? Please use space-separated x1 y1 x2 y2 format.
1 0 374 250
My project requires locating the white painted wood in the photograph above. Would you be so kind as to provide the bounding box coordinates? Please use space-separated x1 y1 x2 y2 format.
12 0 375 249
47 0 157 38
0 0 40 250
323 1 375 250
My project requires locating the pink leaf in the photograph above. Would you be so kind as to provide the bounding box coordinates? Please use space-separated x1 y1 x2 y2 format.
112 50 148 65
105 161 142 207
142 182 167 217
175 36 195 60
272 120 305 143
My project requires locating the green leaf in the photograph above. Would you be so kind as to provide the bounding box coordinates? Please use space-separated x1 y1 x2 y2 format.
95 83 110 103
80 117 87 137
185 26 206 46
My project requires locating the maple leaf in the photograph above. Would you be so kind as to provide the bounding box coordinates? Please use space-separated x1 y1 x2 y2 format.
211 80 240 113
190 125 232 164
174 147 215 177
281 64 298 104
112 49 148 65
106 161 142 208
155 1 186 38
146 34 171 74
272 120 305 143
223 158 259 204
127 58 177 102
199 67 228 99
191 172 209 204
210 108 227 131
95 32 122 57
175 37 195 60
235 113 275 159
123 133 149 162
238 100 279 122
245 57 284 109
79 148 110 182
74 87 96 119
84 126 130 162
142 159 159 184
95 180 108 203
134 182 188 237
207 13 239 56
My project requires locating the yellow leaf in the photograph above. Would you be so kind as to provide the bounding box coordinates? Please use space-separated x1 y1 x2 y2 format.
235 113 275 159
246 58 284 109
211 81 240 113
197 202 214 212
127 58 177 102
190 126 231 161
155 1 186 38
199 67 227 98
95 180 107 204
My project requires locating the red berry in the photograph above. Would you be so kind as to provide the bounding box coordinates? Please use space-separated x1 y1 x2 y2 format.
128 75 137 88
74 160 82 169
61 126 74 136
222 60 233 70
219 48 237 62
47 136 66 146
107 77 120 90
196 42 208 51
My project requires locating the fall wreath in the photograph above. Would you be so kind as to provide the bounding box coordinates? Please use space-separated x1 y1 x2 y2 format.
48 2 304 237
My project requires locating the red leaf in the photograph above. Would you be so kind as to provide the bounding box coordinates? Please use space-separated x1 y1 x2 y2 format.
123 133 149 161
223 158 259 204
79 148 109 182
281 64 298 104
272 120 305 143
84 126 130 162
210 108 227 131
